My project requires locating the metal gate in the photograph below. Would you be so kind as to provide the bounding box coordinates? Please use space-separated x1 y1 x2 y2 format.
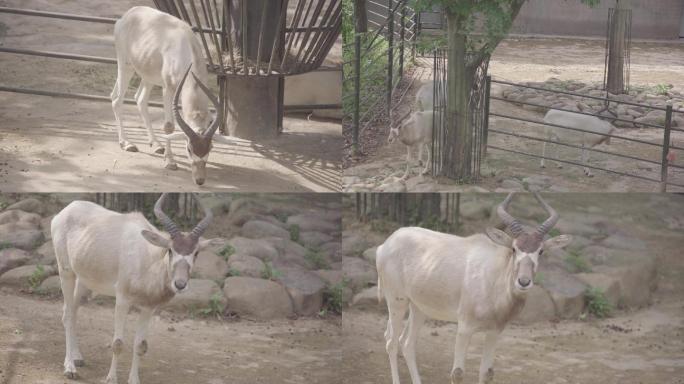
431 49 490 181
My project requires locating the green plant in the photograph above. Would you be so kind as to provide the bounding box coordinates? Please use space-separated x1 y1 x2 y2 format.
28 265 46 289
0 242 12 251
289 224 301 243
565 250 591 273
653 83 672 96
585 287 612 318
199 292 225 319
227 268 241 277
533 271 545 285
322 281 348 315
261 262 282 280
305 247 330 270
217 244 235 261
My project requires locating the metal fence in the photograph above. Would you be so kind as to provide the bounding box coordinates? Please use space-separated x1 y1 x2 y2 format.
355 192 461 230
343 0 417 155
488 79 684 191
430 49 490 181
0 6 337 113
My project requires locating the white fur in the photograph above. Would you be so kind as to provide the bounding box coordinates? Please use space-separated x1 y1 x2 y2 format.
541 109 616 177
376 226 571 384
415 81 434 112
111 6 210 169
388 110 433 179
51 200 218 383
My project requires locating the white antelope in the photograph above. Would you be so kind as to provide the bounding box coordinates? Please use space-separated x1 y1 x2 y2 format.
414 81 434 112
112 6 232 185
52 193 222 383
376 193 572 384
541 108 617 177
387 110 433 179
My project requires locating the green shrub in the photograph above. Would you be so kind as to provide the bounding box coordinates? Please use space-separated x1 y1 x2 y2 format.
305 248 330 270
217 244 235 261
565 250 591 273
289 224 300 243
548 228 561 238
227 268 241 277
322 281 347 315
0 242 12 251
654 83 672 96
199 292 225 319
533 271 545 285
585 287 612 318
261 262 282 280
28 265 46 289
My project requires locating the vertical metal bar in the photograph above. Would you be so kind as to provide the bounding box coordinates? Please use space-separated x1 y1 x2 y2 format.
281 0 307 68
483 75 491 158
352 32 361 155
277 76 285 133
255 1 269 75
188 0 215 68
241 0 248 75
399 4 405 79
218 76 226 134
386 0 394 117
267 0 288 75
660 105 673 193
412 11 417 60
201 0 224 71
224 1 237 74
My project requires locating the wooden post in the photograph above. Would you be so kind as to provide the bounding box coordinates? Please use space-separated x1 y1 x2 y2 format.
660 105 673 193
446 10 471 180
606 0 630 94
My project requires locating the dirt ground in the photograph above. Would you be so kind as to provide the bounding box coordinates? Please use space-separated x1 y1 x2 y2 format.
344 38 684 192
0 292 341 384
341 194 684 383
0 0 341 192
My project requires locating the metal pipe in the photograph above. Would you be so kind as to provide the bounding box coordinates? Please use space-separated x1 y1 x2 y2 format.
660 105 673 192
0 6 117 24
0 47 116 64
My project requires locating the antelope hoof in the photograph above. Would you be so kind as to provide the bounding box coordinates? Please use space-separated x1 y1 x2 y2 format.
163 122 174 134
584 170 594 177
64 370 78 380
165 162 178 171
122 143 138 152
104 374 118 384
74 359 85 367
540 164 546 169
557 164 564 169
450 368 464 384
481 368 494 384
137 340 148 356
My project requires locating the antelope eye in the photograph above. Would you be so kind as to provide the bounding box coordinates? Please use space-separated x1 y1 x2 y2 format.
539 250 544 256
193 251 199 259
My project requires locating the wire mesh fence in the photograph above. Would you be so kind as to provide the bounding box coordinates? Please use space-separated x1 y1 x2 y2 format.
343 0 417 155
354 192 461 231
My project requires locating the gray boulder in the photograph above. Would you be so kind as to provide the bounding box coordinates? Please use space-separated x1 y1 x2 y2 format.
314 269 343 286
34 240 57 266
261 237 308 268
362 246 378 264
192 251 229 280
352 286 385 309
286 213 339 234
320 241 342 263
165 279 226 312
595 258 656 308
225 237 278 262
541 270 587 319
38 275 63 295
277 267 326 316
223 277 294 319
226 253 265 278
513 286 556 324
0 209 42 227
0 248 32 275
600 233 647 251
343 257 377 293
0 223 45 250
575 272 621 308
241 220 290 240
299 231 333 248
5 198 45 215
0 264 56 288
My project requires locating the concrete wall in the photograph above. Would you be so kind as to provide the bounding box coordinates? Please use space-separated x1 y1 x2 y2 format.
511 0 684 40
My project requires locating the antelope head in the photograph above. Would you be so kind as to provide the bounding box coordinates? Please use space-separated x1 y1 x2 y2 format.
597 104 618 145
387 110 412 144
485 192 573 293
165 65 233 185
140 193 223 293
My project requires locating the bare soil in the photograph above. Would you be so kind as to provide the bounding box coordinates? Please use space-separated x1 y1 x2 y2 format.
344 38 684 192
0 0 341 192
341 194 684 383
0 291 341 384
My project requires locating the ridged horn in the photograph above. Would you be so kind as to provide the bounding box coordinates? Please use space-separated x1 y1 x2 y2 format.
190 72 221 139
534 192 559 236
154 193 180 239
189 194 213 240
173 64 200 142
496 192 524 237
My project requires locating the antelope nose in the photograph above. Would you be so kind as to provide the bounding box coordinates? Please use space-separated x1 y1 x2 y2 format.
518 278 531 287
174 280 187 290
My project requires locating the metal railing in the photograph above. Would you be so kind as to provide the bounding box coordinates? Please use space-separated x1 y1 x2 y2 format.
343 0 417 155
488 78 684 191
0 6 340 111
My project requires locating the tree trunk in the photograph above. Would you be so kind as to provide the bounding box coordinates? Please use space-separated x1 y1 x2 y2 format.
607 0 630 94
446 11 472 180
223 0 284 139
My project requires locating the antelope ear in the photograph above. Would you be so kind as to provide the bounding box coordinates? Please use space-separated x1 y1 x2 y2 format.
141 230 171 248
544 234 573 249
198 237 225 250
485 227 513 247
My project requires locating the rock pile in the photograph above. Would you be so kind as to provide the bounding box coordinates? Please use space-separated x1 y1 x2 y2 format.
501 78 684 128
0 196 342 320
